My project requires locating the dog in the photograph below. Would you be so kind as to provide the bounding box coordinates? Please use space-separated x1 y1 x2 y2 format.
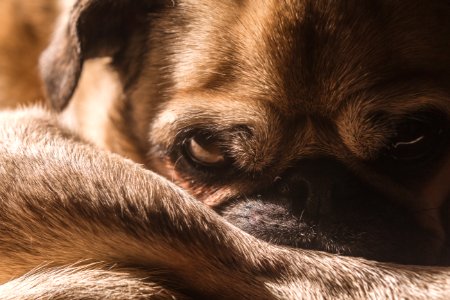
42 0 450 265
0 107 448 299
0 0 449 298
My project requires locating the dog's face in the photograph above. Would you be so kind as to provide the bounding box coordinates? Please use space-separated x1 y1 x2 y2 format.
42 0 450 265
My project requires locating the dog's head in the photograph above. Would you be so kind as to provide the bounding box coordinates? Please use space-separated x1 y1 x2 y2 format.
41 0 450 265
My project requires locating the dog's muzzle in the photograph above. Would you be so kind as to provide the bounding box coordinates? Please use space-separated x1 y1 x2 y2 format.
220 158 441 265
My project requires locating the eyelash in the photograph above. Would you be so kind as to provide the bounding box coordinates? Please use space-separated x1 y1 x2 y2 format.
168 132 227 175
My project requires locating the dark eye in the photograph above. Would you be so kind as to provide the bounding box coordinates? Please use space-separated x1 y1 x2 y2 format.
388 112 448 161
183 134 227 167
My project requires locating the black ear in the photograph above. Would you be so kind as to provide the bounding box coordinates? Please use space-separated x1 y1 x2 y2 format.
40 0 169 111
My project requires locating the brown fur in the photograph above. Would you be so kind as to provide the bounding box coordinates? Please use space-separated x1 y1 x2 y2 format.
41 0 450 264
0 0 449 298
0 106 448 299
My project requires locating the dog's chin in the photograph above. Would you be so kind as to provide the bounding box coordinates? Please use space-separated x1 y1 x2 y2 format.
220 198 444 266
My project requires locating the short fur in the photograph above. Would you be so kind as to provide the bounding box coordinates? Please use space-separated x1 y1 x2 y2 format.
41 0 450 264
0 107 448 298
0 0 449 298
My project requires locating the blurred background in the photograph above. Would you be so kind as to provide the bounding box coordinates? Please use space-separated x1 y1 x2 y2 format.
0 0 67 109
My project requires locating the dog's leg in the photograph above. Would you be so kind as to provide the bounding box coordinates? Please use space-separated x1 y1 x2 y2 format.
0 265 186 300
0 107 448 299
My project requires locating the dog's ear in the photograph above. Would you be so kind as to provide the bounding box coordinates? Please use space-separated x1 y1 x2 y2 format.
40 0 169 111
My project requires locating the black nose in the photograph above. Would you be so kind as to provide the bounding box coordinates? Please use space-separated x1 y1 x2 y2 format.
277 158 358 220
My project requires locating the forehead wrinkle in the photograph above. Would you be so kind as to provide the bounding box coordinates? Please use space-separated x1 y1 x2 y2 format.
151 94 269 138
286 117 342 161
234 0 321 112
175 0 449 119
173 0 380 116
338 89 450 124
230 0 383 116
171 1 242 91
227 1 308 105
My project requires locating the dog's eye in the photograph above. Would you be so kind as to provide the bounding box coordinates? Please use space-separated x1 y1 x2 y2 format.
388 112 447 161
184 135 226 167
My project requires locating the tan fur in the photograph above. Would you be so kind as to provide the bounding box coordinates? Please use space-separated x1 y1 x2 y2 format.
0 106 448 299
0 0 449 298
59 58 123 151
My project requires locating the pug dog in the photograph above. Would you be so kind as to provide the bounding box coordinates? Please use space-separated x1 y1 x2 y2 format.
41 0 450 265
0 107 448 299
0 0 449 298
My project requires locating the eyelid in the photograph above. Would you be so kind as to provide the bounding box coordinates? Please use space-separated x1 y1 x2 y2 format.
187 137 225 165
393 135 424 148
